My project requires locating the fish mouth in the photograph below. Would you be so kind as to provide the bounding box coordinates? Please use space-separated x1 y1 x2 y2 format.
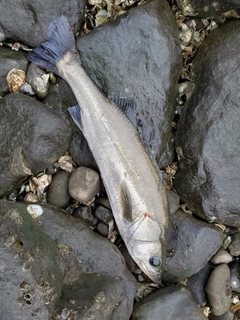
138 260 162 284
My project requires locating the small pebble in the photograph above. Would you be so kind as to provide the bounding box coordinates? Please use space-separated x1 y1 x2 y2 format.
73 206 98 226
210 249 233 265
19 82 35 95
47 171 71 208
187 262 211 306
205 264 232 316
228 233 240 256
95 197 111 210
27 62 49 98
68 167 100 204
94 205 113 224
96 221 109 237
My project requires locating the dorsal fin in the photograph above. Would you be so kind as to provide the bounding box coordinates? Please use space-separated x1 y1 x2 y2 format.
108 96 136 113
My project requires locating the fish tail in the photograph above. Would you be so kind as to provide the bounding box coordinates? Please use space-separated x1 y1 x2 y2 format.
28 16 76 75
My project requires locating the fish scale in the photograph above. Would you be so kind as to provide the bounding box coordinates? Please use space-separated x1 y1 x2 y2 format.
28 16 169 283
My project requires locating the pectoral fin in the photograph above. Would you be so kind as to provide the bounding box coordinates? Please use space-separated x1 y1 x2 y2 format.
120 181 132 222
68 104 83 130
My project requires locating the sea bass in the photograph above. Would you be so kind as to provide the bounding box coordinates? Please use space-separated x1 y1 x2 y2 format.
28 16 169 283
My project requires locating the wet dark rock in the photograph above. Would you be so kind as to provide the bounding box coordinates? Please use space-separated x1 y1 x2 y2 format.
176 0 240 18
0 0 86 47
205 264 232 316
0 47 28 96
132 284 207 320
187 262 212 306
94 205 113 224
68 129 98 170
0 200 135 319
0 200 63 319
229 260 240 293
26 63 49 98
210 249 233 265
229 233 240 256
174 21 240 227
73 206 98 226
26 202 136 319
77 0 182 168
47 170 71 208
68 167 101 204
96 221 109 237
0 93 71 197
118 242 138 274
95 196 111 210
163 209 223 283
53 273 129 319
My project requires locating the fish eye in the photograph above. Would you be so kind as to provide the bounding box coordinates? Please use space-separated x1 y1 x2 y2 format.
149 256 161 267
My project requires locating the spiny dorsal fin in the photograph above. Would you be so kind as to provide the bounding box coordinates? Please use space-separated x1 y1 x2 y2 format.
108 96 136 113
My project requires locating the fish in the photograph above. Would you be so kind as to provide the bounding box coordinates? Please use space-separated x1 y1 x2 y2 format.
28 16 169 283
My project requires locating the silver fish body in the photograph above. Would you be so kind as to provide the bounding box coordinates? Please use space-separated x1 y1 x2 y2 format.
28 16 169 283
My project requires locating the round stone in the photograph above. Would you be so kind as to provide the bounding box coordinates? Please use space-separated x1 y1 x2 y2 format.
47 171 71 208
68 167 101 204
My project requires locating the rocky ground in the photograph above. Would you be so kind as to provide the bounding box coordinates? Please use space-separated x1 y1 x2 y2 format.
0 0 240 319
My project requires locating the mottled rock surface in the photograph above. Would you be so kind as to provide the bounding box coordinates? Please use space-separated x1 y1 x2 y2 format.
0 200 136 320
0 0 86 46
76 0 182 167
0 93 71 197
0 200 63 319
132 284 207 320
27 202 137 319
174 21 240 227
163 210 223 283
176 0 240 18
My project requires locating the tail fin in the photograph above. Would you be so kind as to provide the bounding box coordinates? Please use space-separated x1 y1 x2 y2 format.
28 16 76 75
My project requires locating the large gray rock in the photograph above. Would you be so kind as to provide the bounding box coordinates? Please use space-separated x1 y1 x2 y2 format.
0 93 71 197
0 47 28 96
0 199 63 319
25 202 137 319
176 0 240 18
0 200 136 320
0 0 86 47
76 0 182 167
132 284 207 320
163 210 223 283
174 20 240 227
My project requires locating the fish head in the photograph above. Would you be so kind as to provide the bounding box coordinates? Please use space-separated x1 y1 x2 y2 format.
126 212 166 283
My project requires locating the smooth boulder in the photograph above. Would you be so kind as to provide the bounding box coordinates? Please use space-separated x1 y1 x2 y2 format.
174 20 240 227
0 93 71 197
